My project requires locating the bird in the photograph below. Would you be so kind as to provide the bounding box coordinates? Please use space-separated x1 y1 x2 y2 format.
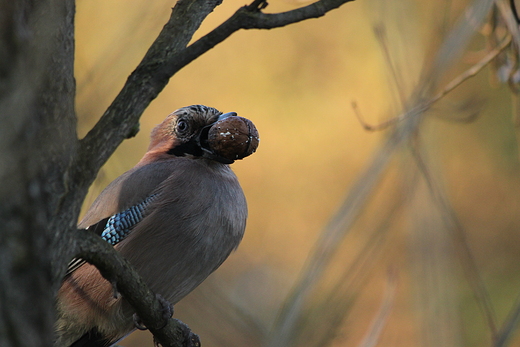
54 105 259 347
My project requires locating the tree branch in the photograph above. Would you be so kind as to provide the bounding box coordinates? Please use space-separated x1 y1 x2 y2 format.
76 0 222 188
158 0 355 88
74 229 198 347
75 0 353 192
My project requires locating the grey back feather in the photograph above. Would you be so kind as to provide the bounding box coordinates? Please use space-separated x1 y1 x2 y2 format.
116 158 247 305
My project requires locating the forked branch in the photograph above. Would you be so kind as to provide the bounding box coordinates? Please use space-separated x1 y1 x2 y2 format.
76 0 354 189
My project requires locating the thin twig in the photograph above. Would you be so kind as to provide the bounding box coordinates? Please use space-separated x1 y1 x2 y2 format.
353 35 511 132
357 269 398 347
410 144 498 341
495 291 520 347
352 100 402 131
157 0 355 82
373 24 408 108
495 0 520 49
429 35 512 104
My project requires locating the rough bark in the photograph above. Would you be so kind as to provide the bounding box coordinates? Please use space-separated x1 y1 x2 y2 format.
0 1 76 346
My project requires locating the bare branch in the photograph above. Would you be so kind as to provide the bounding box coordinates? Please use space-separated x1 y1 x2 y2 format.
76 0 222 188
75 0 354 191
353 35 511 132
74 229 198 347
496 291 520 347
358 269 398 347
158 0 355 79
409 144 499 341
429 35 511 104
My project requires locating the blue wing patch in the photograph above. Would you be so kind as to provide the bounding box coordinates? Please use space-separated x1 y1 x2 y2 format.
100 194 157 245
65 194 157 277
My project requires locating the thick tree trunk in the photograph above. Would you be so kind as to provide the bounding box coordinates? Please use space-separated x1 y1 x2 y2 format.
0 1 77 346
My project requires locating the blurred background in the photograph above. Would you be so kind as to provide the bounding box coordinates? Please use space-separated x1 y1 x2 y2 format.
75 0 520 346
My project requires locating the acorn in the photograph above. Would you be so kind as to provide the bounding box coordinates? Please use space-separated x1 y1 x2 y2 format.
207 116 259 162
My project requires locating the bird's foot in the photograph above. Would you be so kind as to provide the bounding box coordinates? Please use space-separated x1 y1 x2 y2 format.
156 293 174 323
110 280 121 299
132 294 174 330
133 313 148 330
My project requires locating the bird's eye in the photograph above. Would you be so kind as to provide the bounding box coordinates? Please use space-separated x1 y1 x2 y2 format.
176 119 189 134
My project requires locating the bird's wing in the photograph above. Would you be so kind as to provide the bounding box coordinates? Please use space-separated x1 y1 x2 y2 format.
78 161 175 228
66 161 176 276
65 195 158 276
113 158 246 302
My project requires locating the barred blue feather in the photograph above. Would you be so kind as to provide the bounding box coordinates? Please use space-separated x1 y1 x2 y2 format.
65 194 157 276
100 194 157 245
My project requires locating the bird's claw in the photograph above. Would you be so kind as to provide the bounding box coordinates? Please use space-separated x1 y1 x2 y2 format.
156 293 174 323
111 280 121 299
132 294 174 331
133 313 147 330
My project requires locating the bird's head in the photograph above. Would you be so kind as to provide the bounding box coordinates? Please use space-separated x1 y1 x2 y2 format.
142 105 259 165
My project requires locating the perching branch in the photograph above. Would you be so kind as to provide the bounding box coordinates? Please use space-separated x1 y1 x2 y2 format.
74 229 198 347
76 0 354 191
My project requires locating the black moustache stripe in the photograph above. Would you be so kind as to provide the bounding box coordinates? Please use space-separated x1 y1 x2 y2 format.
167 138 203 157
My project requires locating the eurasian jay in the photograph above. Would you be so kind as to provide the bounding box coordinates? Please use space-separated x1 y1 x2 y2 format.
55 105 259 347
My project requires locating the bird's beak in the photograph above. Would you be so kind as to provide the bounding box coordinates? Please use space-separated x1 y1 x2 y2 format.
217 112 237 121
